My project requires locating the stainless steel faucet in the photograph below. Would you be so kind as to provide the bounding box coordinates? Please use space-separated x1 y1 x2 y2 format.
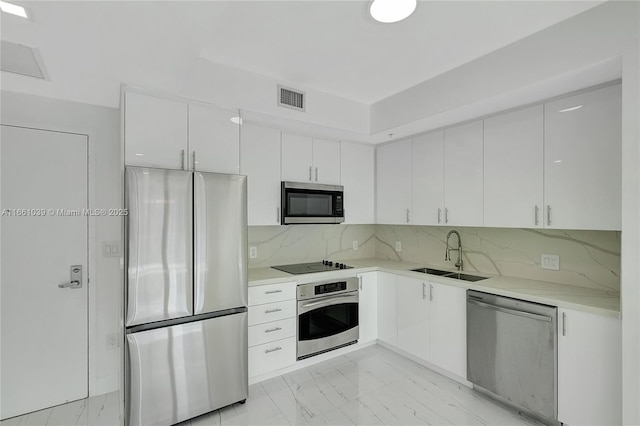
445 230 463 271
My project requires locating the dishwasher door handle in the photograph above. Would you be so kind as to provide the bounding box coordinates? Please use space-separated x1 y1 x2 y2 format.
467 298 553 322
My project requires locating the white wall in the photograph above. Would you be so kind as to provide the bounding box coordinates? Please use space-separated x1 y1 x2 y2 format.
180 58 370 138
0 91 122 396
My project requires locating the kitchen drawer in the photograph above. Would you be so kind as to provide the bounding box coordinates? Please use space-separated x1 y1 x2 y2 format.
248 282 296 306
248 337 296 378
248 300 296 326
248 317 296 348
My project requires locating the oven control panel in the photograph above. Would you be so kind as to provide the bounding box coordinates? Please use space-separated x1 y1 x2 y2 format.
297 277 359 301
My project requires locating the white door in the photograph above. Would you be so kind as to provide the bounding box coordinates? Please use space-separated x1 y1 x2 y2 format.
1 125 88 420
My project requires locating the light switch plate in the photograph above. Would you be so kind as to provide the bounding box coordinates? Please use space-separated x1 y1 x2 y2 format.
249 246 258 259
541 254 560 270
352 240 358 251
102 241 120 257
395 241 402 252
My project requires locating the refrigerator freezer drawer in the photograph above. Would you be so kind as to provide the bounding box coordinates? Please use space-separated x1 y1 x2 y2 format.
126 167 193 326
126 313 248 426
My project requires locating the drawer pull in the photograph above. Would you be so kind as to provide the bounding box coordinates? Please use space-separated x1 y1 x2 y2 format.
265 347 282 354
264 308 282 314
265 327 282 333
265 290 282 294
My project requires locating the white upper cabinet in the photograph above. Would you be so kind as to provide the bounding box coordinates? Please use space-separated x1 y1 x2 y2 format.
124 91 188 169
376 139 413 224
281 133 313 182
444 120 484 226
187 104 239 174
412 131 445 226
124 91 240 174
312 138 341 185
341 142 375 224
240 123 281 226
484 105 544 228
544 84 622 230
281 133 340 184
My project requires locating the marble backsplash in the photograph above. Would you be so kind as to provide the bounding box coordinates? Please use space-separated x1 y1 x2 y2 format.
248 224 620 292
375 225 620 292
248 225 376 268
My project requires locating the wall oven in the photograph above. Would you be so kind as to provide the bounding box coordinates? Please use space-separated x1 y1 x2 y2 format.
281 181 344 224
297 277 359 359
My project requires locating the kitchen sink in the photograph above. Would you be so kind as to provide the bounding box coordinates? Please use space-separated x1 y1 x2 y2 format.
443 273 488 282
411 267 452 276
411 267 488 282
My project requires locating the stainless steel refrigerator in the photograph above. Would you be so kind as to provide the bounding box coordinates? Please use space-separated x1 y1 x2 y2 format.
124 167 248 426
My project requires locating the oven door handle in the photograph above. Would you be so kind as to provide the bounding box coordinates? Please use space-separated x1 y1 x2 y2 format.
298 293 358 314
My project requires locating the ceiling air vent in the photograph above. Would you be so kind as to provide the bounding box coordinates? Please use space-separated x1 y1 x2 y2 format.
278 85 305 112
1 40 49 80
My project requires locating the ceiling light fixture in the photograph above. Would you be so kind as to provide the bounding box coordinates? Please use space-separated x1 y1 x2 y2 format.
370 0 416 23
0 1 29 18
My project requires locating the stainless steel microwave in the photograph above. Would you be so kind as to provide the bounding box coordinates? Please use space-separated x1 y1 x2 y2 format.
281 181 344 224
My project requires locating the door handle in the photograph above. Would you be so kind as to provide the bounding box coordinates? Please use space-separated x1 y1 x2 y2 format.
180 149 185 170
315 167 318 182
534 205 539 226
445 208 449 224
59 265 82 289
308 166 313 181
430 284 434 301
437 208 442 224
192 151 197 171
547 205 552 226
422 283 426 299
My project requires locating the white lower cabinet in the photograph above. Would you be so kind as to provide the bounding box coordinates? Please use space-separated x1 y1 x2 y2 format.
428 282 466 379
248 337 297 378
376 272 398 346
558 308 621 426
247 282 297 379
397 276 429 360
357 272 378 343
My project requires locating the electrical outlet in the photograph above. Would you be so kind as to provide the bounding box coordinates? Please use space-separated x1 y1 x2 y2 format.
249 246 258 259
107 333 119 350
395 241 402 252
352 240 358 251
541 254 560 271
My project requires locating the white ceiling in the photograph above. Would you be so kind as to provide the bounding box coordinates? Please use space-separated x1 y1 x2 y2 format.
1 1 604 109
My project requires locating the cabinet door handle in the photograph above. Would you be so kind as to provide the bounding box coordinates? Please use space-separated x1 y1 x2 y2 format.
265 347 282 354
406 209 410 223
315 167 318 182
265 289 282 294
562 312 567 336
445 208 449 224
181 149 185 170
277 207 280 224
308 166 312 181
535 205 539 226
264 327 282 333
422 283 426 299
430 284 434 301
437 208 442 224
192 151 196 171
358 276 363 290
547 205 552 226
264 308 282 314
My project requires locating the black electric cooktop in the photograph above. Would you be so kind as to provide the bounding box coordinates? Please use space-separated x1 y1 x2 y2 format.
271 260 353 275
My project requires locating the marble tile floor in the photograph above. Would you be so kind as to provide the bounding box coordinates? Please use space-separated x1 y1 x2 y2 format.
2 345 546 426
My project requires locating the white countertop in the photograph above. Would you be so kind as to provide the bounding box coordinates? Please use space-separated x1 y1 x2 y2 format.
248 258 620 318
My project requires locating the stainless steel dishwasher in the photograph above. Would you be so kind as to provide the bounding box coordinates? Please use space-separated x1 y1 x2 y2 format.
467 290 558 424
